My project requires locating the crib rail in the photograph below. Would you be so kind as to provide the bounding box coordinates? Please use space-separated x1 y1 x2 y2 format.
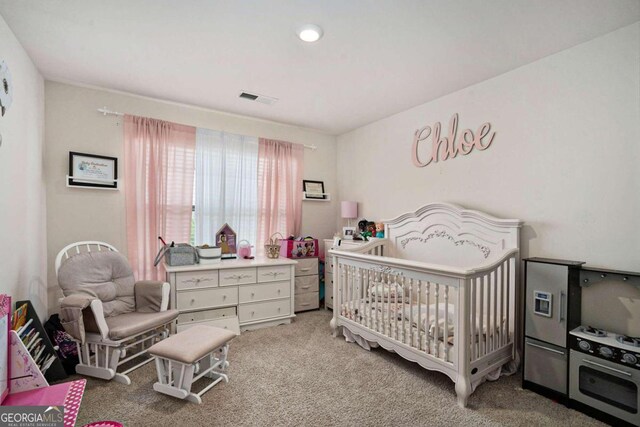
330 248 518 371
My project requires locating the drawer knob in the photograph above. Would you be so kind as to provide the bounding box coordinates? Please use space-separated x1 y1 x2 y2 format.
191 299 195 304
223 295 227 300
278 307 281 312
251 311 255 316
251 292 255 297
277 289 281 294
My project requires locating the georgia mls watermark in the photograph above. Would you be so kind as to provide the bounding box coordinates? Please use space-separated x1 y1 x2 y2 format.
0 406 64 427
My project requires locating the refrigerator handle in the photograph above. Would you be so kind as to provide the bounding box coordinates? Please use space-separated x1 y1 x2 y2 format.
559 291 565 323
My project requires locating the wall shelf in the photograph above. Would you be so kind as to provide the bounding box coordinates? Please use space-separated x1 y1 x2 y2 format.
302 192 331 202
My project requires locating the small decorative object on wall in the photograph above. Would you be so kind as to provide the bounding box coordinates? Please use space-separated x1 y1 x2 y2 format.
67 151 118 189
216 223 237 259
0 60 14 117
303 180 326 199
0 294 10 404
342 226 356 240
411 113 495 167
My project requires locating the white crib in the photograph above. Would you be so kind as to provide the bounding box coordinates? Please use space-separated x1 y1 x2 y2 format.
329 202 522 407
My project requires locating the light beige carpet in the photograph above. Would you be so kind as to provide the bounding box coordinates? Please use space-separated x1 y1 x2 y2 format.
74 310 603 426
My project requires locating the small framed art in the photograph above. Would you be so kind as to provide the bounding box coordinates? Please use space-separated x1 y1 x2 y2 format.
68 151 118 189
342 226 356 240
303 180 325 199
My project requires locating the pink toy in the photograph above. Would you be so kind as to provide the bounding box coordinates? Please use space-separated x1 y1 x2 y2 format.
238 240 253 258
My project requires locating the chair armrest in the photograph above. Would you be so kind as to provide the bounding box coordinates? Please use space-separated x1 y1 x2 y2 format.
87 299 109 340
135 280 170 313
60 295 109 342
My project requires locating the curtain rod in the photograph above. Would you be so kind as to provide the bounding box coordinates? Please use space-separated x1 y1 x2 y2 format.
97 107 318 150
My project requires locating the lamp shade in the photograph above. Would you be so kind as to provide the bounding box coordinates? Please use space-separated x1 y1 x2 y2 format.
341 201 358 219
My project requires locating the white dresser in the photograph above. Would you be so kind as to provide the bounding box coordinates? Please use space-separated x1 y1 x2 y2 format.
165 257 297 333
323 239 366 310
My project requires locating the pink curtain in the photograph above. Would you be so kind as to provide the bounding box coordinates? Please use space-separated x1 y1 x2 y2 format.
257 138 304 252
124 115 196 280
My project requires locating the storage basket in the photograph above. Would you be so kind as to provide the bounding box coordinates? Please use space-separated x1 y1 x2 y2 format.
153 243 198 267
279 238 318 258
264 233 284 259
197 245 221 264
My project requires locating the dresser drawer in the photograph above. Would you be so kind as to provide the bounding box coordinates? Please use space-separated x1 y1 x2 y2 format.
295 257 318 276
257 265 291 283
177 316 240 335
175 270 219 290
177 287 238 311
239 299 291 323
295 275 319 294
177 306 236 324
239 281 291 303
295 291 319 312
219 268 257 286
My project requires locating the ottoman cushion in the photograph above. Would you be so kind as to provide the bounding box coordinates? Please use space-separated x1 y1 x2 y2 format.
148 325 236 364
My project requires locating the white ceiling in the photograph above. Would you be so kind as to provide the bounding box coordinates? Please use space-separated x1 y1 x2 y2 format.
1 1 638 134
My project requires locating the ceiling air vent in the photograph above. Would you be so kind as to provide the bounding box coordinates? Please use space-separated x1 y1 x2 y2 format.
238 91 278 106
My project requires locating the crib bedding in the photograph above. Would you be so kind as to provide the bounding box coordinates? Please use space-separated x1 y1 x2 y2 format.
341 299 504 363
342 299 504 335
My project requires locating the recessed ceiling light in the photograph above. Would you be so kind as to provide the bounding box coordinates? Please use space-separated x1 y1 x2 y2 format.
297 24 323 42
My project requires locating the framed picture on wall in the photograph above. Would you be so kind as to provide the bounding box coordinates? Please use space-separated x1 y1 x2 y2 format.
303 180 325 199
67 151 118 189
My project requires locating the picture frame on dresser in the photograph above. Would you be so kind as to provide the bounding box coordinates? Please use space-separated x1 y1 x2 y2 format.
342 226 356 240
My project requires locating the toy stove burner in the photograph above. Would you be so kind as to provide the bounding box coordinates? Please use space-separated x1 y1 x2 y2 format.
580 325 608 337
616 335 640 348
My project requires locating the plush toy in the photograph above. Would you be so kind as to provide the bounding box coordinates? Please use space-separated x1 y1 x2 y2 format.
367 222 376 237
358 219 368 233
375 222 384 238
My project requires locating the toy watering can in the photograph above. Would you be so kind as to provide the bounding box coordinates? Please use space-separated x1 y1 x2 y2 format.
238 240 253 258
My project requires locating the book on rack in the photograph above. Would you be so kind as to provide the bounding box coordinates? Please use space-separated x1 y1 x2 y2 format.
11 301 67 383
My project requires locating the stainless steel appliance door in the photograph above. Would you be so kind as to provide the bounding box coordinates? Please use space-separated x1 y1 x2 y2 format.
525 262 568 347
524 337 567 393
570 350 639 425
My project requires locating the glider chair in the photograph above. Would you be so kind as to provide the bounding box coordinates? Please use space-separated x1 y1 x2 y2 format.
56 241 178 384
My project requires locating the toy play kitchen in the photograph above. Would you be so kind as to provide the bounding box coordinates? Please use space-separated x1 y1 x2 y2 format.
523 258 640 426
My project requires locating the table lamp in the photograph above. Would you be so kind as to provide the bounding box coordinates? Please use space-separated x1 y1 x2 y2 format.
341 201 358 228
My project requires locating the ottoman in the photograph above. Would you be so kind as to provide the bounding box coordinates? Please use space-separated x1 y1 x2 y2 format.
148 324 236 404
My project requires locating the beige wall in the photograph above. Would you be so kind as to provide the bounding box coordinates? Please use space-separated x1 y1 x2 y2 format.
45 82 337 313
337 24 640 331
0 15 47 318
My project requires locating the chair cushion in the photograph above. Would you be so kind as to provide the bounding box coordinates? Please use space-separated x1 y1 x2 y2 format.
105 309 179 340
148 325 236 364
58 251 136 318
